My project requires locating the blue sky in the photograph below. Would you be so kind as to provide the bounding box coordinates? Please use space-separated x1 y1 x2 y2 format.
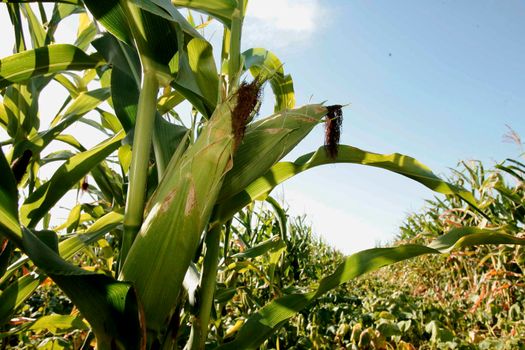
1 1 524 254
243 0 525 253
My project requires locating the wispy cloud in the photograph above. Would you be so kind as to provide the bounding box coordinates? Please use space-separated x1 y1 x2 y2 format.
244 0 326 50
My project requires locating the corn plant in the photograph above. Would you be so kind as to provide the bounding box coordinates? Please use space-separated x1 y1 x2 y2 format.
351 157 525 349
1 1 525 349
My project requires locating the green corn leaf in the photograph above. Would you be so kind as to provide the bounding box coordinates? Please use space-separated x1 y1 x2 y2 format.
214 287 237 304
92 33 189 154
428 227 525 252
0 274 41 326
83 0 133 45
48 131 126 206
75 19 98 52
243 48 295 112
218 227 525 349
64 204 81 233
19 227 143 349
29 314 89 334
92 33 141 132
47 3 84 44
266 196 287 241
0 148 21 243
215 145 479 224
172 0 237 27
230 235 285 259
53 73 80 97
93 32 190 174
14 88 110 159
158 89 185 114
2 83 41 140
98 109 124 134
22 3 46 48
0 104 8 131
0 210 123 286
218 104 327 202
90 3 217 118
0 44 104 89
108 0 180 69
0 212 123 320
130 0 219 116
132 0 204 37
0 240 13 277
170 34 219 118
59 210 124 259
20 131 124 228
153 114 189 174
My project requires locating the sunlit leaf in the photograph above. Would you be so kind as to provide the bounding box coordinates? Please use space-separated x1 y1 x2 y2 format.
20 131 124 227
0 44 104 89
216 145 480 224
172 0 237 27
243 48 295 112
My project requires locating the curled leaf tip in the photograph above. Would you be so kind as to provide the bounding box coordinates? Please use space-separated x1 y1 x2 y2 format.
232 80 261 149
324 105 343 158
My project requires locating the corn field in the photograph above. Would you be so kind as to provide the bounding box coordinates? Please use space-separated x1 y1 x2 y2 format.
0 1 524 349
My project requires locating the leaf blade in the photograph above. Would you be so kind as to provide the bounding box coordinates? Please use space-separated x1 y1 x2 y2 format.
0 44 103 89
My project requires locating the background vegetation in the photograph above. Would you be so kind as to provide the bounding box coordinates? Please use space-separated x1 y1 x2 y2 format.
2 155 523 349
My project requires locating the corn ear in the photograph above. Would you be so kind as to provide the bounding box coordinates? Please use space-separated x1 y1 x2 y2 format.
218 104 328 202
119 83 257 336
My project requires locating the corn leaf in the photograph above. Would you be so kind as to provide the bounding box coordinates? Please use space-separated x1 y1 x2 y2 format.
22 3 46 48
82 0 133 45
0 148 21 243
75 17 98 51
2 83 42 139
29 314 89 333
0 44 103 89
1 210 123 285
92 33 190 160
0 274 41 326
19 227 143 349
170 34 219 117
230 236 285 259
92 34 141 131
59 211 124 259
243 48 295 112
153 114 189 173
133 0 204 38
172 0 237 27
215 145 479 224
47 3 84 44
218 104 326 202
20 131 124 228
130 0 219 116
13 88 110 159
92 33 189 169
218 227 525 349
0 211 124 318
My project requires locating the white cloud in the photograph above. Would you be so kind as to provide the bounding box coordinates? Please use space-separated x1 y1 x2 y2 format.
244 0 326 49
